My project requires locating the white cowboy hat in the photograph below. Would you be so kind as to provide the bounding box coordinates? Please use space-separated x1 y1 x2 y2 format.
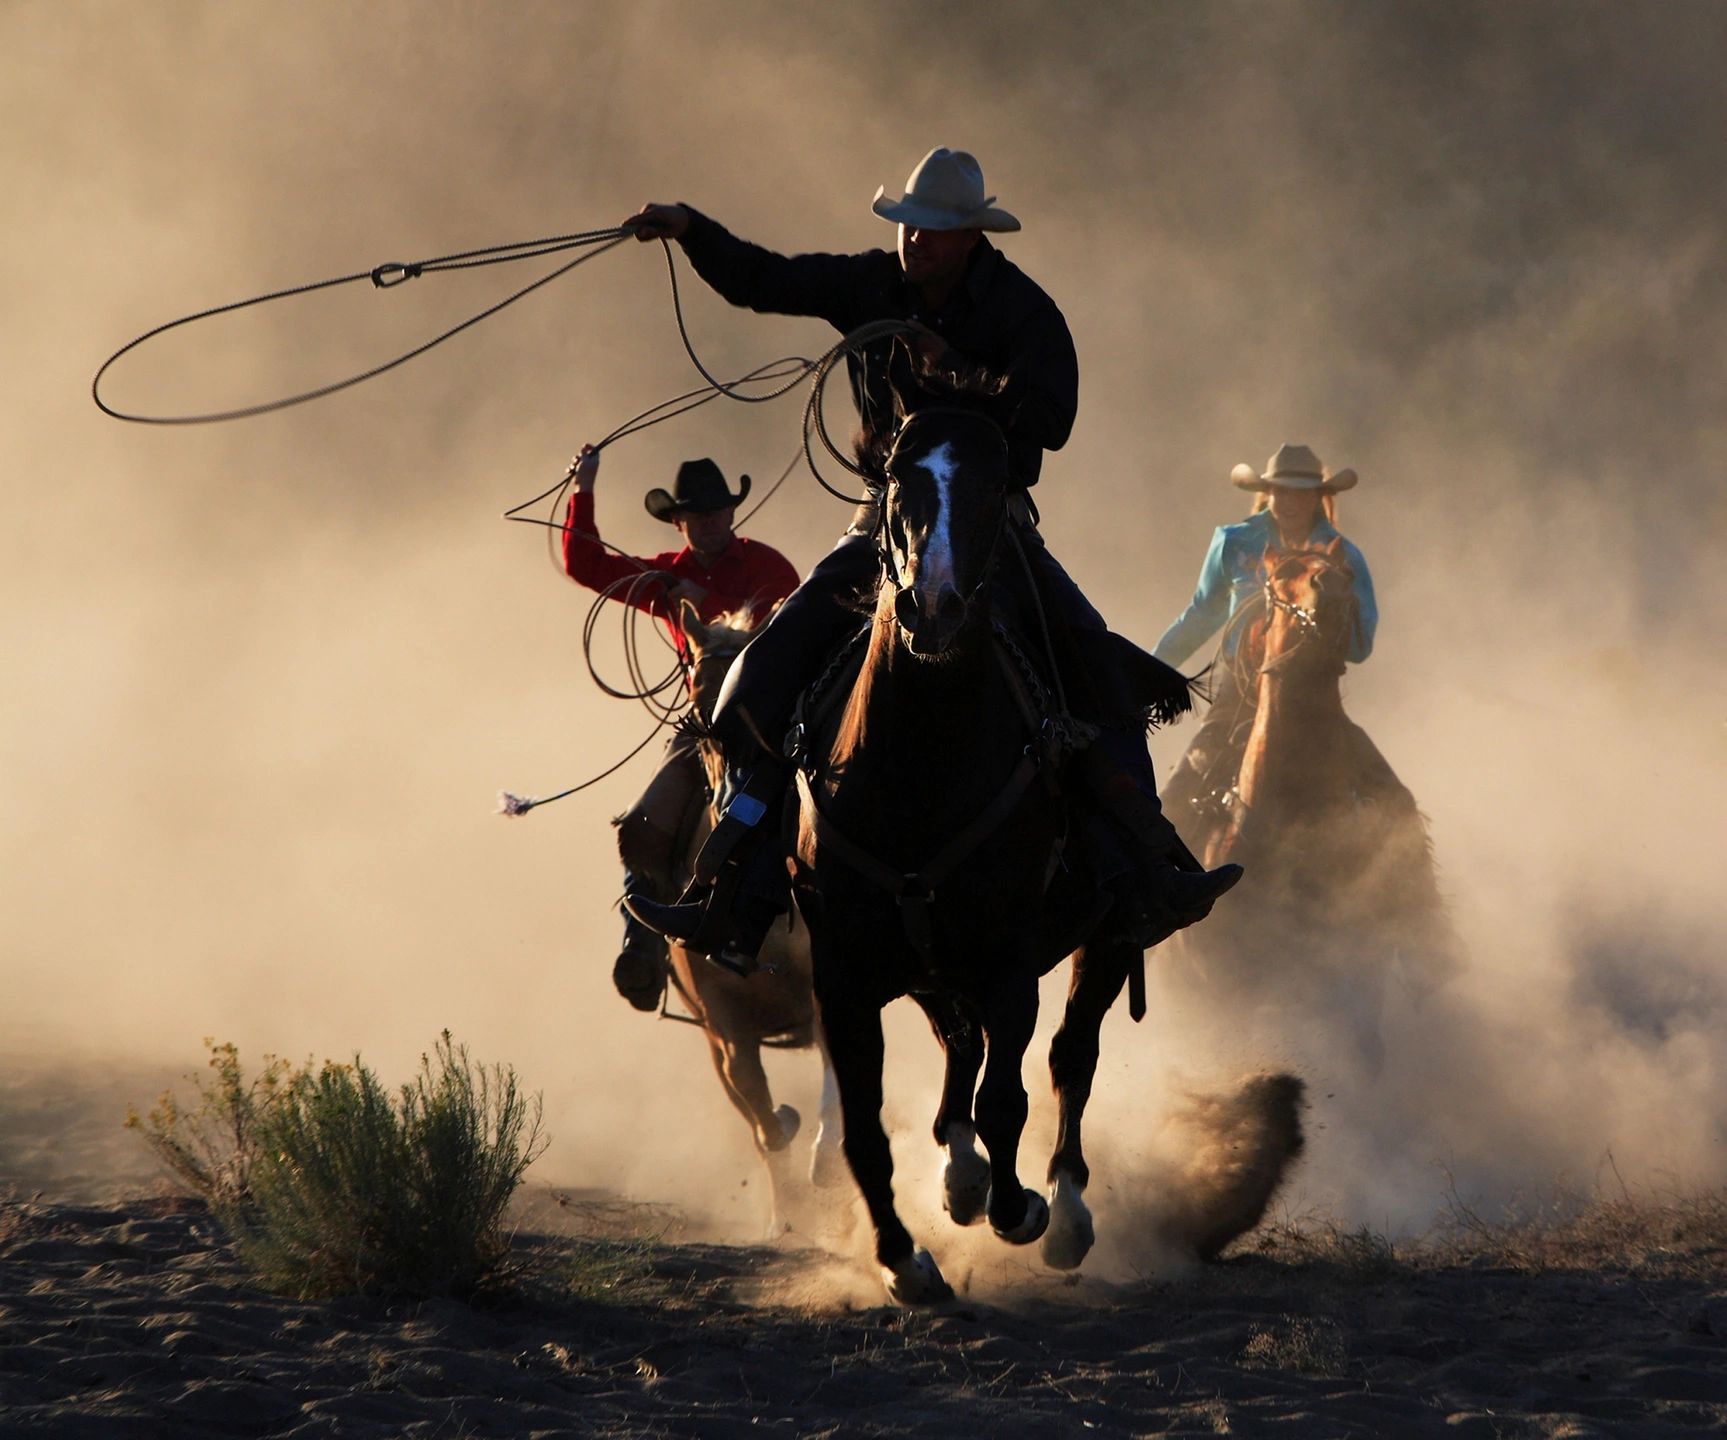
871 148 1021 233
1231 442 1359 493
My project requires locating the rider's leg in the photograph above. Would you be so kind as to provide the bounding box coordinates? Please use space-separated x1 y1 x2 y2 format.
1159 662 1249 821
1008 522 1242 933
628 520 880 969
611 733 703 1010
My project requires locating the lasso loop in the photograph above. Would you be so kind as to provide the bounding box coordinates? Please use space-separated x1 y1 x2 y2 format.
91 226 633 425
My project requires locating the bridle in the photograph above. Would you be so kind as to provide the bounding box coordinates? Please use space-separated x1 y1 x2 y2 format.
1260 553 1354 674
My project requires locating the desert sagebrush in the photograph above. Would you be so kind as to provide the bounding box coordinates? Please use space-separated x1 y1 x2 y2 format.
131 1032 546 1299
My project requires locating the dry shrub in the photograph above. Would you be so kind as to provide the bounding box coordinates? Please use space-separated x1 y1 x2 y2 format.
1433 1172 1727 1279
125 1039 302 1205
129 1032 546 1299
1248 1214 1400 1280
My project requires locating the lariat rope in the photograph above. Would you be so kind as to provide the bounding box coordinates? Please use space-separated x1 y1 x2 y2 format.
89 221 925 810
91 227 634 424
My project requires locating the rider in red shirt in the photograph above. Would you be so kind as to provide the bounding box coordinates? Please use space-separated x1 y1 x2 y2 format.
561 447 800 1010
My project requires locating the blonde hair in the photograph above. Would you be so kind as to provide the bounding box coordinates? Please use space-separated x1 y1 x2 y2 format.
1252 490 1337 527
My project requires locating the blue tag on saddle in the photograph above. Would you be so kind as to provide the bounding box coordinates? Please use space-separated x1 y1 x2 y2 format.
730 794 768 828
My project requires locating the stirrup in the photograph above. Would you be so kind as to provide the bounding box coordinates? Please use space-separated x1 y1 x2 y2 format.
625 862 745 955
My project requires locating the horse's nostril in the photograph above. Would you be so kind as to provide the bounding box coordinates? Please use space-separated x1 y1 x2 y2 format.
894 587 923 632
936 586 965 629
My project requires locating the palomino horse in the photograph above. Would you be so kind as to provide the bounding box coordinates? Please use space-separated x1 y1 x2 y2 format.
790 385 1166 1305
1177 541 1460 1066
661 604 845 1232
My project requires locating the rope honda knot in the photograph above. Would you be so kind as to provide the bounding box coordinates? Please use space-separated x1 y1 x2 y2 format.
370 261 424 288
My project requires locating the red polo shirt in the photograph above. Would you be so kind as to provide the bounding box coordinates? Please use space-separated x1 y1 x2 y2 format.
561 491 801 642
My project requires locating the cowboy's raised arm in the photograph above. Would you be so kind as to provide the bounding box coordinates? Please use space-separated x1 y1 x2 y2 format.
627 202 879 332
559 447 670 617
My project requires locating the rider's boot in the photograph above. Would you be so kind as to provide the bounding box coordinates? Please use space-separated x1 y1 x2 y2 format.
613 868 670 1012
625 763 791 977
1079 729 1242 944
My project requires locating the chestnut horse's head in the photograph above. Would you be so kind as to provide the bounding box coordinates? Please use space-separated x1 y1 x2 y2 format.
677 600 761 725
1259 538 1357 677
875 342 1013 657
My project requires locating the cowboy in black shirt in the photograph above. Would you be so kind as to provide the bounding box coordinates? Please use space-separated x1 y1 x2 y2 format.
677 207 1077 491
624 149 1240 969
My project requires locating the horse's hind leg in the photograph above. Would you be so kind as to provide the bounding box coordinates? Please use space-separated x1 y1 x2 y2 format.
818 983 950 1304
975 967 1049 1245
1043 937 1134 1270
912 993 989 1227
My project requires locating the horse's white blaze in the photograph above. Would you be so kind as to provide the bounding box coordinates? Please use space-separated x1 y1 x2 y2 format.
912 441 959 595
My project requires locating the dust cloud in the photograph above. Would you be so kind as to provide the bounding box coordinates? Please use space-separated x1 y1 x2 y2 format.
3 1 1724 1263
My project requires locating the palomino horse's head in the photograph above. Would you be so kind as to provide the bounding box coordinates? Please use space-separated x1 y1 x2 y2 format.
1259 538 1357 678
875 344 1013 657
677 600 761 726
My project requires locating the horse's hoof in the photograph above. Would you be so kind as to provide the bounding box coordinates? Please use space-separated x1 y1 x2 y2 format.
942 1126 991 1227
992 1187 1050 1246
882 1248 953 1306
764 1104 801 1153
1041 1172 1095 1271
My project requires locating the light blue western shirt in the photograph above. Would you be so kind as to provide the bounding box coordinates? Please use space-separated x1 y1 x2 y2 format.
1152 510 1378 668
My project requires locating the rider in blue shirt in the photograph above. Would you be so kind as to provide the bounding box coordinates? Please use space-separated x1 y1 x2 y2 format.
1154 444 1377 817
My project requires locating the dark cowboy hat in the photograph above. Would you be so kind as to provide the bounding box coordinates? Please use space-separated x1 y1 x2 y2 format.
643 458 751 522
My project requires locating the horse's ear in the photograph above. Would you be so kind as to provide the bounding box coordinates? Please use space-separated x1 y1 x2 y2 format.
677 597 707 644
1261 542 1284 573
1324 535 1345 559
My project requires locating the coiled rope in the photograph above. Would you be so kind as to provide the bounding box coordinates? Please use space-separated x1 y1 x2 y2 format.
91 221 927 810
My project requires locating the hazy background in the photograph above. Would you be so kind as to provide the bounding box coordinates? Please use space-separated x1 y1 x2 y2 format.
4 1 1724 1258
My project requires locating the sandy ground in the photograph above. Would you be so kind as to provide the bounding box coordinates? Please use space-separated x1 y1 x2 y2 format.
5 1065 1727 1438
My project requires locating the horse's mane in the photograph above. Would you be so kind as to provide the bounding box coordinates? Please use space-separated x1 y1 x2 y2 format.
827 587 897 776
687 605 762 659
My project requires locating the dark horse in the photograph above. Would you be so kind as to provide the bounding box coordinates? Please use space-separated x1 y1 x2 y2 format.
1175 542 1461 1066
790 385 1156 1304
654 604 845 1233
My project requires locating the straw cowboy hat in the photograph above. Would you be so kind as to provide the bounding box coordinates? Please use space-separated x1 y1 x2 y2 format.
871 148 1022 233
643 458 751 522
1231 442 1359 493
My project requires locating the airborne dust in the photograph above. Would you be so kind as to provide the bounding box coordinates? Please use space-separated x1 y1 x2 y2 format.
3 2 1724 1273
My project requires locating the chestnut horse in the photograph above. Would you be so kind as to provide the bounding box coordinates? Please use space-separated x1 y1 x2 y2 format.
666 604 844 1233
791 390 1157 1304
1176 542 1460 1066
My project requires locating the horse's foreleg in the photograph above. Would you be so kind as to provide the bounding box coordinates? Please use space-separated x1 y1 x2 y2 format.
1043 937 1133 1270
705 1030 799 1157
912 993 989 1227
808 1032 848 1190
975 968 1048 1245
818 985 950 1304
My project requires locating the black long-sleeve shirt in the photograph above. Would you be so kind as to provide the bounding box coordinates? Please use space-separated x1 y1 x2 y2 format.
678 209 1078 487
